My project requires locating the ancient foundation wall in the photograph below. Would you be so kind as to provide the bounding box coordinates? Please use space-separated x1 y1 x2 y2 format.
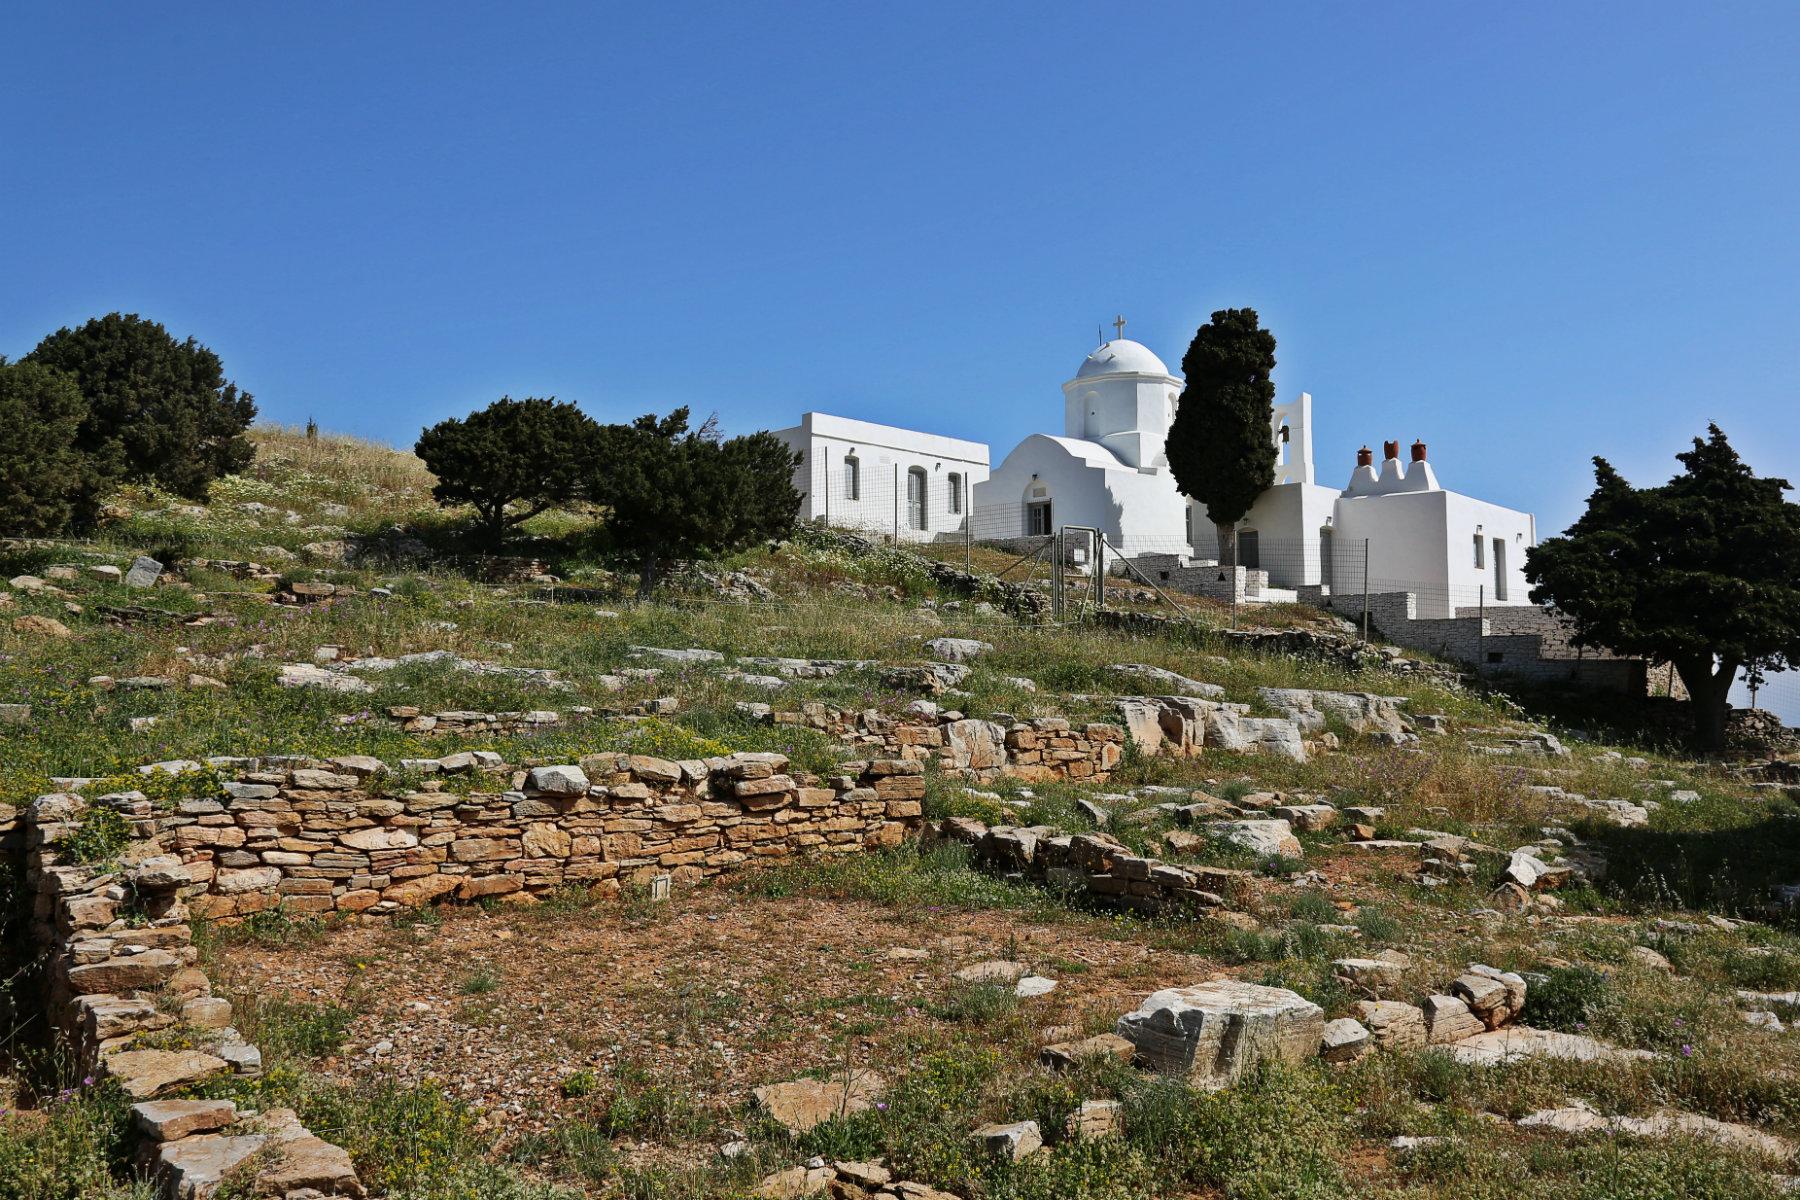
764 704 1125 782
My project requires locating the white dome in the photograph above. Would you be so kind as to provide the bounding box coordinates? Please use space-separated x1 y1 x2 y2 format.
1075 338 1170 379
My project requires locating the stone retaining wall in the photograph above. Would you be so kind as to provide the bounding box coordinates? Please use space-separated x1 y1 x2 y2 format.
25 797 365 1198
764 703 1125 783
61 749 927 920
934 817 1255 915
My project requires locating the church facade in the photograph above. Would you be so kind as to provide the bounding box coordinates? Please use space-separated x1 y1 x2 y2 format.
786 327 1536 619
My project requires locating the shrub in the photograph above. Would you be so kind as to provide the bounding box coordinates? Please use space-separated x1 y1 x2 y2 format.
62 806 131 865
0 1080 136 1200
0 360 90 536
1522 966 1615 1032
247 998 354 1061
24 312 256 519
414 397 596 544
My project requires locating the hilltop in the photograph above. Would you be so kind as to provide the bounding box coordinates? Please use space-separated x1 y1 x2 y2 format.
3 426 1800 1200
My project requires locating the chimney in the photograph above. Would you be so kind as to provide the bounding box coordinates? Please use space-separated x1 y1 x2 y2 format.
1411 439 1427 462
1356 446 1373 468
1382 439 1400 461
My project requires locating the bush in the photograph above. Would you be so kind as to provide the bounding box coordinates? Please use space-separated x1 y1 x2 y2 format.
1522 966 1615 1032
24 312 256 519
414 397 596 544
0 360 90 536
62 806 131 865
0 1081 136 1200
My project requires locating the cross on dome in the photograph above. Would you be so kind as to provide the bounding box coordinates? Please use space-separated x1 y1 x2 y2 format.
1113 314 1127 339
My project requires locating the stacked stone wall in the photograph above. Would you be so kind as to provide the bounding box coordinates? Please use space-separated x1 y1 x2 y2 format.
25 794 364 1197
765 703 1124 782
113 750 929 919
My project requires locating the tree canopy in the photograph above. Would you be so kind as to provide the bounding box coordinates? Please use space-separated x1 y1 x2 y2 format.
1164 308 1278 569
415 396 597 542
0 359 92 537
1524 425 1800 750
585 407 800 596
24 313 256 521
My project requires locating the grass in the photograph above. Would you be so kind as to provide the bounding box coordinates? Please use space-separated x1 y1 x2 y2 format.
7 426 1800 1199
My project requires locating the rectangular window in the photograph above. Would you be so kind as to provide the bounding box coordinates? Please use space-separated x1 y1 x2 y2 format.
1027 500 1052 536
947 473 962 514
1493 538 1508 601
844 456 860 501
1472 534 1484 569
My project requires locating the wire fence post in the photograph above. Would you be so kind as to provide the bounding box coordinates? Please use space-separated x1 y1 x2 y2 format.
1360 538 1371 643
1478 584 1486 671
965 519 972 575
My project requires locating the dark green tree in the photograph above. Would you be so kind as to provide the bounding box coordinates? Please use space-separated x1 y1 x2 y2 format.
414 396 598 543
585 407 800 597
24 313 257 521
1164 308 1279 570
0 359 91 536
1525 425 1800 751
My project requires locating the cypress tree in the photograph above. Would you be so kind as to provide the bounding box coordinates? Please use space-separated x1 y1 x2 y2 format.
1163 308 1278 570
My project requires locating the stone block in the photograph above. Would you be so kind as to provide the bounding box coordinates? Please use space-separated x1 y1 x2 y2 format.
1116 979 1324 1082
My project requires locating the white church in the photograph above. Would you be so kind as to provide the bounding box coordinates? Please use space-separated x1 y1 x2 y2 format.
777 323 1536 619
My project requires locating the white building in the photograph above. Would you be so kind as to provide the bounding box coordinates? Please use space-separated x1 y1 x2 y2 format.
978 338 1190 550
969 331 1537 618
773 411 989 541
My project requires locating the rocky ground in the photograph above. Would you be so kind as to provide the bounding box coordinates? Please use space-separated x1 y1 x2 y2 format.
4 427 1800 1200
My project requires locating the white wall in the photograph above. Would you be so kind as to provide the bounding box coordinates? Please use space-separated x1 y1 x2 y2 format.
1331 488 1535 618
1441 491 1535 609
974 435 1188 553
774 412 989 540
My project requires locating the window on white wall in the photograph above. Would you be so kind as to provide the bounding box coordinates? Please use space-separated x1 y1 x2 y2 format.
1472 534 1484 568
947 472 963 514
907 467 927 530
844 454 860 501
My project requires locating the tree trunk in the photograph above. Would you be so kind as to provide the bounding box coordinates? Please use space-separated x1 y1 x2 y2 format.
1213 522 1238 572
1674 655 1739 754
635 547 659 600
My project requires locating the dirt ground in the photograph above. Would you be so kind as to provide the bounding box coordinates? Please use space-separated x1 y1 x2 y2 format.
211 886 1216 1147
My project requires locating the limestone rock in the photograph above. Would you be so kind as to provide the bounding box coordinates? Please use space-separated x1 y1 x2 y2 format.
972 1119 1043 1160
1320 1017 1372 1062
526 764 589 795
277 663 375 694
1069 1099 1122 1139
1446 1026 1656 1066
1421 994 1486 1044
132 1098 237 1142
753 1166 834 1198
1354 1000 1426 1051
124 556 164 588
1205 819 1302 859
924 637 992 662
1040 1032 1136 1070
954 960 1028 985
104 1049 229 1098
752 1069 885 1133
1116 978 1325 1081
155 1132 266 1199
13 614 72 638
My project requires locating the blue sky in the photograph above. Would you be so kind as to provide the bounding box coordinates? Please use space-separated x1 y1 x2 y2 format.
5 1 1798 542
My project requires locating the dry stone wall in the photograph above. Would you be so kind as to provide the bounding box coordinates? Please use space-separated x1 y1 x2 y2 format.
763 702 1125 783
24 795 365 1199
82 750 928 919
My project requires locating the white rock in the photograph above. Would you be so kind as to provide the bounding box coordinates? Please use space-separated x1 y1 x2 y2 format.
1116 978 1325 1082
